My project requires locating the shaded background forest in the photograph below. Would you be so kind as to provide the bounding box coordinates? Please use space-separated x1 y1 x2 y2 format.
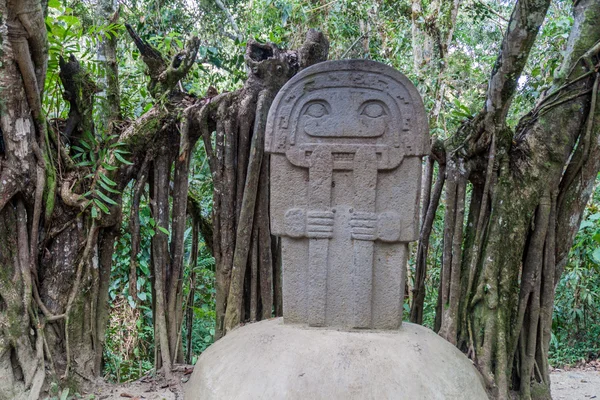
35 0 600 387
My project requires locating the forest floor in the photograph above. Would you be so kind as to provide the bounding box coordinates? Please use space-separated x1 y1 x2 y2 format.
551 363 600 400
82 365 600 399
86 366 191 400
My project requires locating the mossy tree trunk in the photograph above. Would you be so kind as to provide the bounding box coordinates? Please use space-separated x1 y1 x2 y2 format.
198 30 330 339
412 1 600 399
0 1 202 393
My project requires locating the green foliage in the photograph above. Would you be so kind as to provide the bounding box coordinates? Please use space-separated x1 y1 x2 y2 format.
70 129 131 219
183 253 216 358
103 188 155 382
550 183 600 367
45 0 122 119
103 139 216 380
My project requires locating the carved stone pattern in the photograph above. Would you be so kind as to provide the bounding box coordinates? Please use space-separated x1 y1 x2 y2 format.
266 60 429 330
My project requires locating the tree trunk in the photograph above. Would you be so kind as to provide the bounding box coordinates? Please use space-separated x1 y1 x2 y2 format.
0 8 204 393
417 0 600 398
201 30 330 339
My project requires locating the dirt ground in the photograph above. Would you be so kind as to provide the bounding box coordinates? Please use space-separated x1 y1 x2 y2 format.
81 366 600 399
551 369 600 400
84 366 191 400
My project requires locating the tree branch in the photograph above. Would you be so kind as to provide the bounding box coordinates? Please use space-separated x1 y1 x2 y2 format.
483 0 551 127
125 24 199 97
214 0 242 41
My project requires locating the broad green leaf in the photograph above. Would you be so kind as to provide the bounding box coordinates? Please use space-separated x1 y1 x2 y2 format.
580 220 594 229
592 248 600 264
589 213 600 221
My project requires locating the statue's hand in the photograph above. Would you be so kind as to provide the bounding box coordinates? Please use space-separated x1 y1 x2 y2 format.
349 211 377 241
306 210 334 239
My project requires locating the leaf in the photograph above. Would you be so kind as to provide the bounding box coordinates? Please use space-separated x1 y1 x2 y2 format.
139 261 150 275
580 220 594 229
83 130 96 144
98 180 120 194
95 189 118 205
80 139 91 150
127 295 136 309
102 162 118 171
158 226 169 235
58 15 80 26
589 213 600 221
592 248 600 264
142 103 154 114
99 172 117 186
60 388 70 400
115 152 133 165
94 198 110 214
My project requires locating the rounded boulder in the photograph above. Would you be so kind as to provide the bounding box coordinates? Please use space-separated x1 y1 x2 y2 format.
185 318 488 399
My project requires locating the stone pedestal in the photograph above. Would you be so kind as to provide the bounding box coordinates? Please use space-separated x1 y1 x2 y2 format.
185 60 488 399
185 318 488 399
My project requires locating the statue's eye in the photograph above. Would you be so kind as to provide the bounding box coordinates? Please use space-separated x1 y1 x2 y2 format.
361 102 386 118
305 103 328 118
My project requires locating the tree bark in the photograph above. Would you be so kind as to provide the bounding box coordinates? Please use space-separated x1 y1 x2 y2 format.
0 10 204 393
200 31 330 339
416 1 600 398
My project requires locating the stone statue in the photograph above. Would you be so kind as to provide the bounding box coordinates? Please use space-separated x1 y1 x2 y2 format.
265 60 429 329
186 60 488 400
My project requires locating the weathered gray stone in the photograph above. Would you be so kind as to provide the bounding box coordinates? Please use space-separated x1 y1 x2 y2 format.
265 59 429 329
185 318 489 400
186 60 488 399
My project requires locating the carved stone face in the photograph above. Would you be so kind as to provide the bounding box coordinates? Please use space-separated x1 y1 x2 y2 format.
288 87 402 155
266 62 429 171
297 90 392 139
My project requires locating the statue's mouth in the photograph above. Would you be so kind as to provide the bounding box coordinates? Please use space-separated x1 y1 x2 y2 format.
303 117 387 138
